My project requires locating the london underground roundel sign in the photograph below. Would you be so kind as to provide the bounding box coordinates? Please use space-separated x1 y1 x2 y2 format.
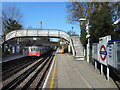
100 45 107 61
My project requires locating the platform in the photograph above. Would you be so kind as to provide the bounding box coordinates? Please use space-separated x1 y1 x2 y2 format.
46 53 118 88
2 54 24 63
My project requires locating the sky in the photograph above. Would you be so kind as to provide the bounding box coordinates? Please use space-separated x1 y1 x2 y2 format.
2 2 81 36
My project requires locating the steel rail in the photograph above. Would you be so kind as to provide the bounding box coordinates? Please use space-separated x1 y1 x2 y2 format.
35 54 54 89
21 54 53 89
1 55 49 90
1 58 37 81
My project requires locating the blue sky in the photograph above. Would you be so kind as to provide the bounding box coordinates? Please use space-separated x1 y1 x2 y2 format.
2 2 81 36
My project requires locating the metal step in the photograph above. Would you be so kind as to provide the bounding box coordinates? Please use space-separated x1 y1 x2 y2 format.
75 57 84 61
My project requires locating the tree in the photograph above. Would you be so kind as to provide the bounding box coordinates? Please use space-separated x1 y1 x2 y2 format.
67 30 76 35
2 5 23 34
89 2 116 45
66 2 119 47
4 18 22 34
110 2 120 39
66 2 95 47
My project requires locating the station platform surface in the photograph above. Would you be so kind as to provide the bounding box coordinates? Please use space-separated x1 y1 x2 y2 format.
2 54 24 63
46 53 118 88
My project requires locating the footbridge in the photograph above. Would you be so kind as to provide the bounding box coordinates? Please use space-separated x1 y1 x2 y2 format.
5 30 75 56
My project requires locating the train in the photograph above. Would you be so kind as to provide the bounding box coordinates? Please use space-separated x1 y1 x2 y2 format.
56 48 64 53
23 46 51 57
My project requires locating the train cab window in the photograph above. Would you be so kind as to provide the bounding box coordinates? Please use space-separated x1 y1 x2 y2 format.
34 48 36 51
31 48 33 52
36 48 39 52
31 48 35 52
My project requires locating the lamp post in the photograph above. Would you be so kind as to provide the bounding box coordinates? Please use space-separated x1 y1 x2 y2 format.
79 18 90 63
40 22 42 29
72 27 74 35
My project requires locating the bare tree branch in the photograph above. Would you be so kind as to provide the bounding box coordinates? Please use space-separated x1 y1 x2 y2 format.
2 5 23 34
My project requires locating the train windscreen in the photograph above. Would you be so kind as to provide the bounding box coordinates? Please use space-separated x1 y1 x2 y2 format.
31 47 40 53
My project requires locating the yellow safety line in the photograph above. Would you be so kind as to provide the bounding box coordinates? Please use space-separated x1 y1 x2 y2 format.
50 55 57 89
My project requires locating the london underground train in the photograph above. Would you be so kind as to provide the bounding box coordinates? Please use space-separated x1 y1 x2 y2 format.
23 46 50 57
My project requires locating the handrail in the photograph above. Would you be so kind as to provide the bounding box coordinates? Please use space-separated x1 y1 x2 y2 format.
70 38 76 57
69 35 75 57
6 30 69 41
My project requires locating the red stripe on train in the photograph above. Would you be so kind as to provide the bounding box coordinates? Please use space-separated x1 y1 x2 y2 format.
29 52 40 56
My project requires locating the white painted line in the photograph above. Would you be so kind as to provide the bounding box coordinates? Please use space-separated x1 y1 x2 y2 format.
42 53 56 89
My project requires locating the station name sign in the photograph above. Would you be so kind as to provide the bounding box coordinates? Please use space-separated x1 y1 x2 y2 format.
99 36 111 65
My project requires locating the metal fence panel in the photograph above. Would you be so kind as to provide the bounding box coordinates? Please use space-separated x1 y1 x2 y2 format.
38 30 48 36
49 30 59 37
107 44 115 68
92 43 100 62
27 30 37 36
16 30 27 37
6 31 16 41
116 43 120 70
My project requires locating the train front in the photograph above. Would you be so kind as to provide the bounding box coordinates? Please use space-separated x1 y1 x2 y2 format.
29 46 40 57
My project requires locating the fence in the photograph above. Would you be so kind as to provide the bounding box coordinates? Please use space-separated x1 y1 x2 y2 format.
92 35 120 81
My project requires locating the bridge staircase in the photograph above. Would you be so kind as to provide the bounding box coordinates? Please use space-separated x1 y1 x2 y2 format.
71 35 84 60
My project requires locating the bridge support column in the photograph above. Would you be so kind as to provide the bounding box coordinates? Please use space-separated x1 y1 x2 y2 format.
101 64 103 76
95 61 97 69
4 44 6 52
83 49 85 60
107 67 109 81
68 44 71 54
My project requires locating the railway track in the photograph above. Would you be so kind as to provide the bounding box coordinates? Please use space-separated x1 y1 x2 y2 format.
1 57 38 81
1 52 52 81
2 56 31 71
1 51 54 90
